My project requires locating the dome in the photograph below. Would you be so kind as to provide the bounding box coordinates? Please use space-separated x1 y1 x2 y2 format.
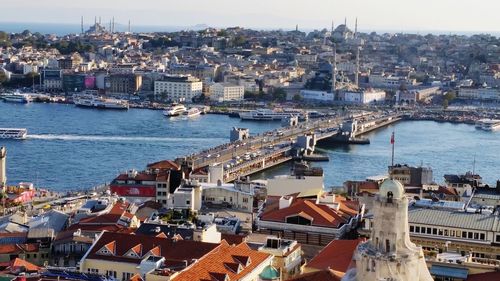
379 179 405 199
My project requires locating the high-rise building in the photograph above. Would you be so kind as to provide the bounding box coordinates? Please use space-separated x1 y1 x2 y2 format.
342 179 433 281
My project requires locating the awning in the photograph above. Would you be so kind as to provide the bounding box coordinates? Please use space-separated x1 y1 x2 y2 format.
430 265 468 279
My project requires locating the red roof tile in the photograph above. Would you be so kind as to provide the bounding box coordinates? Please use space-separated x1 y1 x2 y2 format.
86 232 218 265
467 271 500 281
10 258 40 272
172 241 271 281
288 269 342 281
147 160 180 171
307 238 365 273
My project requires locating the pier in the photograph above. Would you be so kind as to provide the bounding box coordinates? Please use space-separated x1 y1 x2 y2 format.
175 112 403 183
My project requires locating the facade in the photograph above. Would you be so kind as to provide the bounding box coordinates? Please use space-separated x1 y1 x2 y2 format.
458 87 500 101
258 236 302 280
110 170 157 202
62 73 86 93
396 87 440 104
42 69 63 92
0 147 5 190
299 90 334 102
342 179 433 281
389 164 434 187
209 82 244 102
154 75 203 102
107 74 142 95
340 89 386 104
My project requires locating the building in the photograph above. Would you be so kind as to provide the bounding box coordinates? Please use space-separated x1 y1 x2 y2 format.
458 87 500 102
78 231 219 280
258 192 362 245
107 73 142 95
209 82 244 102
202 180 254 212
368 73 416 88
266 165 324 198
169 64 218 81
110 170 157 202
154 75 203 102
62 73 86 93
299 90 334 102
135 221 222 244
162 240 273 281
342 179 433 281
42 69 63 92
389 164 434 187
396 87 440 104
339 89 386 104
258 236 302 280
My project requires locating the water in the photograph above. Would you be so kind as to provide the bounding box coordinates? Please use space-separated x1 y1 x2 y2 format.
0 102 499 190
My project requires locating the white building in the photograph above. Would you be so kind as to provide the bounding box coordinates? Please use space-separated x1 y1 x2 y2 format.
202 181 254 212
458 87 500 101
0 147 6 190
342 179 433 281
341 89 386 104
154 75 203 102
299 90 334 102
209 83 244 102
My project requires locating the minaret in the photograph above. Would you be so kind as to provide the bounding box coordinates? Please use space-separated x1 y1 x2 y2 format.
0 147 6 191
355 47 360 87
344 17 347 26
99 16 101 25
342 180 433 281
355 17 358 37
332 45 337 93
128 20 131 33
331 20 334 33
295 24 298 32
94 16 97 25
81 16 84 34
112 17 115 33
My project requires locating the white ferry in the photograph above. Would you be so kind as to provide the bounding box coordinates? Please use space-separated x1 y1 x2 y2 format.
239 109 298 121
74 95 129 110
476 119 500 131
1 92 33 103
183 107 201 117
0 128 28 139
163 103 187 117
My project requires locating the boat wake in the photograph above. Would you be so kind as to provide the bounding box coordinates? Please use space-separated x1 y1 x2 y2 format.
28 134 223 143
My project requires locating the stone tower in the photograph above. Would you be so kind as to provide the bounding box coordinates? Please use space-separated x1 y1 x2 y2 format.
0 147 6 191
342 179 433 281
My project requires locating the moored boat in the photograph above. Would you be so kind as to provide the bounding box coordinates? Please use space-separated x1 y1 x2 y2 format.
163 103 187 117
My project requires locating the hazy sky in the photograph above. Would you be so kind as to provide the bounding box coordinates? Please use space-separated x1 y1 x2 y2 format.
1 0 499 33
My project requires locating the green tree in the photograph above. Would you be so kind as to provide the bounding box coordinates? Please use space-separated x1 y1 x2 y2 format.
443 99 449 109
232 35 247 47
271 87 287 102
292 93 303 102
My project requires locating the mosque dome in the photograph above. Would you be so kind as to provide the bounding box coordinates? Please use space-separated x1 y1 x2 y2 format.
379 179 405 199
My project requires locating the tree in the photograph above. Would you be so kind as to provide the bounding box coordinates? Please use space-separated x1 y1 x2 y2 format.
271 88 287 102
443 99 449 109
292 94 303 102
232 34 247 47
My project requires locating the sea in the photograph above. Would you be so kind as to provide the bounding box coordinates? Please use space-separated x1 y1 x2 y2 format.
0 102 498 191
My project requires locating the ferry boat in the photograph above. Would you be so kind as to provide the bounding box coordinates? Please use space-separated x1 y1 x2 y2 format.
1 92 33 103
476 119 500 131
74 95 129 110
0 128 28 139
183 107 201 117
239 109 299 121
163 103 187 117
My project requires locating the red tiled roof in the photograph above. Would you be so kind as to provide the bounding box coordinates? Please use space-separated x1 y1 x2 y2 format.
307 238 365 273
221 234 246 245
66 223 130 233
260 196 359 228
0 243 39 255
172 241 271 281
288 269 342 281
78 214 122 225
147 160 180 171
10 258 40 272
115 172 157 182
86 232 218 265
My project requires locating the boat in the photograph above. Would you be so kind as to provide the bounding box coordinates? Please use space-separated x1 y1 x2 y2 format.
1 92 32 103
163 103 187 117
239 109 299 121
183 107 201 117
0 128 28 139
74 95 129 110
476 119 500 131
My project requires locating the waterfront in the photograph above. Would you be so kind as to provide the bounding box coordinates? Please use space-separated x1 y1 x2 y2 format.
0 102 498 190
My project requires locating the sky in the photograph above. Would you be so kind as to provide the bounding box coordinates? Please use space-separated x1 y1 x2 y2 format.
1 0 499 34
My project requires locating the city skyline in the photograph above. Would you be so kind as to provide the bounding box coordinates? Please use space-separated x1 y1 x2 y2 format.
1 0 500 34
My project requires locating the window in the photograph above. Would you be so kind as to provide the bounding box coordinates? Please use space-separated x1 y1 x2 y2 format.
474 233 479 240
410 226 414 232
496 235 500 242
480 233 485 240
186 200 190 205
468 232 473 239
426 228 431 234
433 228 437 235
416 226 420 233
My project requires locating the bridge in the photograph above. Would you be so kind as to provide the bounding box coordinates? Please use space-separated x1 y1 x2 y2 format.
176 112 404 183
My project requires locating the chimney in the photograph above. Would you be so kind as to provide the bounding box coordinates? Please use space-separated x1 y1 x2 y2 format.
279 196 293 209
